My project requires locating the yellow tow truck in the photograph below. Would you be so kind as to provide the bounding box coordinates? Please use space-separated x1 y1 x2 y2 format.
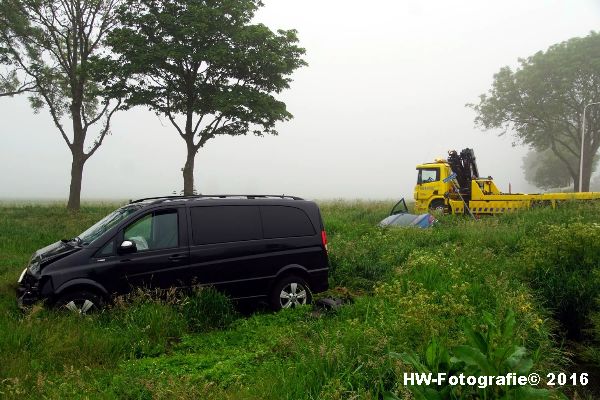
414 148 600 215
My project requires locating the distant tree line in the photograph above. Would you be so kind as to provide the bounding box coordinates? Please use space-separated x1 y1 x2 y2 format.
0 0 305 210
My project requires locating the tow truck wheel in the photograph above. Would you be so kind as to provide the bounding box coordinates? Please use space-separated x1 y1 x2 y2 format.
55 290 104 315
429 199 445 213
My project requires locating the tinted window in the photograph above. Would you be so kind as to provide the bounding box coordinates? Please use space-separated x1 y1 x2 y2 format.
261 206 315 239
96 239 115 257
191 206 261 245
124 209 179 251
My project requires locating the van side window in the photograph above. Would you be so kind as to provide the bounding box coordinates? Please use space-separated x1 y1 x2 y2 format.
191 206 261 245
261 206 315 238
96 239 115 257
124 209 179 251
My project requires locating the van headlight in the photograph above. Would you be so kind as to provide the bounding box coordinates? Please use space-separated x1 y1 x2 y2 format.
28 257 41 276
17 268 27 283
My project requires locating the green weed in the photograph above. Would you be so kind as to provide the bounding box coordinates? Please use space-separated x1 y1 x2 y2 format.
521 223 600 338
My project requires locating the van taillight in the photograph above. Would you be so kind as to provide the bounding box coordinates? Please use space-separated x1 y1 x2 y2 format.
321 230 328 251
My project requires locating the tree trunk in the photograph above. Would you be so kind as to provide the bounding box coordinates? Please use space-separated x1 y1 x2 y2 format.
573 159 594 192
183 143 196 196
577 140 597 192
68 99 86 211
67 153 85 210
581 157 593 192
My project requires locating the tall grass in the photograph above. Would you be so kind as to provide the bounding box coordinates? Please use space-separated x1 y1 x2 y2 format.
0 201 598 398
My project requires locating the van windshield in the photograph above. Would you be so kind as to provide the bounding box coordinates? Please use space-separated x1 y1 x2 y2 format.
78 205 141 245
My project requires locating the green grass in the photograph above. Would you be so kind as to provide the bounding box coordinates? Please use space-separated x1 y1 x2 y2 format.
1 201 599 399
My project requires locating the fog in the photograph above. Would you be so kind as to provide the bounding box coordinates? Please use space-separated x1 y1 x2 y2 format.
1 0 599 201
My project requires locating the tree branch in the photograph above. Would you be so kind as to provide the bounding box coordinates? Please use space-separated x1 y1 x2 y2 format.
0 76 36 97
165 94 185 139
84 100 110 129
84 98 121 159
549 139 577 182
6 47 72 147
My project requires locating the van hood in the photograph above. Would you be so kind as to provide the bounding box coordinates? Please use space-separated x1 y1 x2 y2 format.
34 241 82 265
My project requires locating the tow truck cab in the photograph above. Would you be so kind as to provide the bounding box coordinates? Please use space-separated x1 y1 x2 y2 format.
414 160 452 213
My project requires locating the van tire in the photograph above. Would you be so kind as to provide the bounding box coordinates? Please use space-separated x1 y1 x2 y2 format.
55 290 104 314
270 275 312 311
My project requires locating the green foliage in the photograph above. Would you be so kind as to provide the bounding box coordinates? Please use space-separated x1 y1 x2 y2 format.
582 310 600 365
389 310 559 400
521 223 600 338
109 291 189 358
0 0 117 113
469 31 600 191
0 68 34 97
179 286 238 333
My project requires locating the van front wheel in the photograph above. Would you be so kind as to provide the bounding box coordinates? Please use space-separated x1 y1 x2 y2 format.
270 275 312 311
55 290 104 315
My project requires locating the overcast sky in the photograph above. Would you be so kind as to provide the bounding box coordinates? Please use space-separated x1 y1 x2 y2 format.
1 0 599 201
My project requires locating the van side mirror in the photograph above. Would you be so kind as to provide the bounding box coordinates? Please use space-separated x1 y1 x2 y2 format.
118 240 137 254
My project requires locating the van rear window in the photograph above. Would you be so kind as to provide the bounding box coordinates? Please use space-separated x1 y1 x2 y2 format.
261 206 315 238
190 206 261 245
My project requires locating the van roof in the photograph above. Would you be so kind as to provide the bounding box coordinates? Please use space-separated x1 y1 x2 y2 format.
129 194 305 205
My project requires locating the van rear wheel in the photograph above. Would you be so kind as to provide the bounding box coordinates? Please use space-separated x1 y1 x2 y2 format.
55 290 104 315
270 275 312 311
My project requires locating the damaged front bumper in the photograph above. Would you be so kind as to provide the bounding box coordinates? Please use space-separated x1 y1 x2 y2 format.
16 268 41 309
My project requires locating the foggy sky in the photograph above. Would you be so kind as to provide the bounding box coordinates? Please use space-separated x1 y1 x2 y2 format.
1 0 599 201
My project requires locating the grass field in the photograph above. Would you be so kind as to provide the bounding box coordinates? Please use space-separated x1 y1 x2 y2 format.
1 201 600 399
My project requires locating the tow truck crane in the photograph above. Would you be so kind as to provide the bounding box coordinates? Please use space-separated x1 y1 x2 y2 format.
414 148 600 215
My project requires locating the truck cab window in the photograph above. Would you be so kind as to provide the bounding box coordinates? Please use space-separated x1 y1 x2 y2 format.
418 168 439 184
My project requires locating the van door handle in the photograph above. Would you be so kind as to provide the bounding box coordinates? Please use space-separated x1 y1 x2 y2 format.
169 254 188 261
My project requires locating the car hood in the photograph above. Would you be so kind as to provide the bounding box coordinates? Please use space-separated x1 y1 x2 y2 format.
34 241 81 264
378 213 436 228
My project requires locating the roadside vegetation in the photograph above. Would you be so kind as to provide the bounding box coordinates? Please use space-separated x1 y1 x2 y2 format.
1 201 599 399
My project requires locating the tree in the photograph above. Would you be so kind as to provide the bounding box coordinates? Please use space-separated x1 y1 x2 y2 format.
0 0 122 210
522 148 599 191
469 32 600 191
106 0 306 195
522 149 574 190
0 7 35 97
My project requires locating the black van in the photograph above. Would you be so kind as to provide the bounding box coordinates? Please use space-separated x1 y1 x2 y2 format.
16 195 329 312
